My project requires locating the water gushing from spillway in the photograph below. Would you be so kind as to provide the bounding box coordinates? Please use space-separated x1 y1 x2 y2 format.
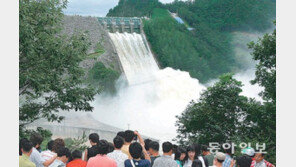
91 32 205 141
108 32 159 84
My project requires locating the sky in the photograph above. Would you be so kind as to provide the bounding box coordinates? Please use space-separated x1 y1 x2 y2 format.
63 0 180 16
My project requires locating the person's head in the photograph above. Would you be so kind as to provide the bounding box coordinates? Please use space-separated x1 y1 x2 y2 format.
186 145 196 161
56 147 71 163
97 140 109 155
52 138 65 153
19 138 30 155
117 131 125 139
241 147 255 158
129 142 142 159
87 145 98 160
193 143 202 157
175 147 186 161
30 133 43 148
254 152 265 163
214 152 226 166
108 142 115 153
148 141 159 155
144 139 152 151
113 136 124 149
201 145 210 156
47 140 54 151
173 144 178 154
71 150 82 160
236 155 253 167
89 133 100 145
124 130 135 143
21 139 34 155
162 141 173 155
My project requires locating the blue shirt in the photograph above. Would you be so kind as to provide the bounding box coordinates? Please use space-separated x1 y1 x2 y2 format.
222 154 232 167
124 159 150 167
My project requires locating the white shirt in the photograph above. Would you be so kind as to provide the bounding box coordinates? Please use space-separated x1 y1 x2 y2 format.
41 150 56 161
184 159 193 167
107 149 128 167
254 160 267 167
30 147 46 167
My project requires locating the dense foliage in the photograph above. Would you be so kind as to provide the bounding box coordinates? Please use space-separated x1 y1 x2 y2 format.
19 0 96 133
144 8 234 81
107 0 162 17
87 62 120 93
176 28 276 163
107 0 275 82
166 0 275 32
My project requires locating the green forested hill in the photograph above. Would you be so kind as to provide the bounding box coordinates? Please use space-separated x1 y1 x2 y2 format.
107 0 162 17
107 0 275 83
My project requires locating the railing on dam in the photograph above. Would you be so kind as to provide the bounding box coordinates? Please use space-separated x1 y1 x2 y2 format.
98 17 143 33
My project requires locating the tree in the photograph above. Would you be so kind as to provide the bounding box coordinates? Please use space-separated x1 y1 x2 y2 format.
246 26 276 163
175 74 250 145
19 0 96 133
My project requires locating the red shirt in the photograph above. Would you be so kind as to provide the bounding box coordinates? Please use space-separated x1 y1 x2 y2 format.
67 159 87 167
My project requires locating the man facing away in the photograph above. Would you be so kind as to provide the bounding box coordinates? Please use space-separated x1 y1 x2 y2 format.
107 136 128 167
124 142 151 167
152 141 178 167
148 141 160 167
66 150 87 167
49 147 71 167
41 140 55 161
29 133 57 167
201 145 215 166
20 139 36 167
213 152 226 167
86 140 117 167
121 130 145 159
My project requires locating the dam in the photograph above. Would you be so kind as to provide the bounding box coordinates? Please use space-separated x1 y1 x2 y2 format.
27 16 205 142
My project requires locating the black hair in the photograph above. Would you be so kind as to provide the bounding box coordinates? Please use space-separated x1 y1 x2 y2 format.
89 133 100 144
21 139 33 153
193 143 202 157
117 131 125 139
113 136 124 149
129 142 142 159
236 155 252 167
144 139 152 151
162 141 173 153
172 144 178 154
184 145 196 161
71 150 82 159
20 138 29 155
201 145 209 152
47 140 54 151
52 138 65 153
108 142 115 153
149 141 159 152
217 159 224 163
87 145 98 160
255 149 265 157
175 147 186 161
30 133 43 147
97 140 109 155
57 147 71 158
124 130 135 142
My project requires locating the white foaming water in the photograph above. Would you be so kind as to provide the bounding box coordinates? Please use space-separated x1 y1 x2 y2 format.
109 32 159 85
91 32 205 141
